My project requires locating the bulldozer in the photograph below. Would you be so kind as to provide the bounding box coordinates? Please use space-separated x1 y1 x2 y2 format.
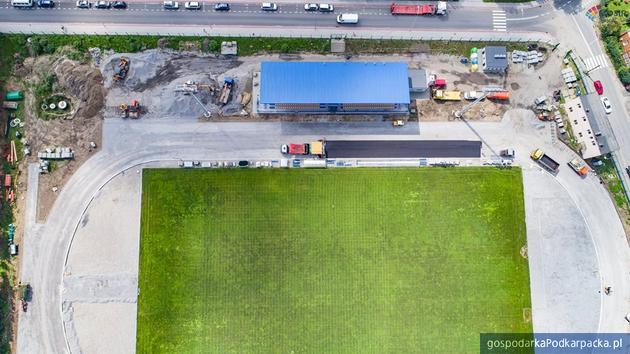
113 57 130 81
119 100 142 119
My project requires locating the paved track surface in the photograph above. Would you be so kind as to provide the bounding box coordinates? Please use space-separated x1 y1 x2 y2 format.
326 139 482 158
17 114 630 353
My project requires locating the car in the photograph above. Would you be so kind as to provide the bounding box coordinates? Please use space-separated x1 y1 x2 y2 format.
163 0 179 9
281 144 288 154
112 0 126 8
37 0 54 7
601 96 612 114
318 3 333 11
593 80 603 95
76 0 90 7
304 3 318 11
626 166 630 178
261 2 277 10
94 0 110 7
214 2 229 10
184 1 200 9
336 13 358 24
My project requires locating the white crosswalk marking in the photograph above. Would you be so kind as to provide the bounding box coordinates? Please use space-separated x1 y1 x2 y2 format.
582 54 609 71
492 10 507 32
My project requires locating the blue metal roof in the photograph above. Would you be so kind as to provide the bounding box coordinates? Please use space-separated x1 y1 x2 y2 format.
260 61 410 104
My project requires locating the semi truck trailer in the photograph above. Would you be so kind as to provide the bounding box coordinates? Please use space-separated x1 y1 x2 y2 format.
390 1 446 15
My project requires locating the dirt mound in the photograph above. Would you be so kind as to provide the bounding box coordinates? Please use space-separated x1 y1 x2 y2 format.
54 59 105 119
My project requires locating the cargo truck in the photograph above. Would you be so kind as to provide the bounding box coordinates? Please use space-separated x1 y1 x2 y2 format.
530 149 560 172
432 90 462 101
390 1 446 15
281 140 325 157
568 158 589 176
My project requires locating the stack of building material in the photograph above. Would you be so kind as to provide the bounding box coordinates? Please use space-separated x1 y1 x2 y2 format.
37 147 74 160
562 68 578 84
512 50 544 64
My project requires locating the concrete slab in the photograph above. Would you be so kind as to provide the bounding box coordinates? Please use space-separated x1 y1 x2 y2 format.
71 302 137 354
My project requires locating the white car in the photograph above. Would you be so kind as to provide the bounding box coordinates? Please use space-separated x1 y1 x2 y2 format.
601 96 612 114
184 1 200 9
163 0 179 9
304 3 317 11
318 3 333 12
261 2 277 10
76 0 90 7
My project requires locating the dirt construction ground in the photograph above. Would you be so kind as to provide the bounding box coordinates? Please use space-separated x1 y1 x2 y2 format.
13 47 563 225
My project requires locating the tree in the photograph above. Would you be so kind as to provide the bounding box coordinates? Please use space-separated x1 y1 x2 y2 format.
601 16 625 37
619 68 630 85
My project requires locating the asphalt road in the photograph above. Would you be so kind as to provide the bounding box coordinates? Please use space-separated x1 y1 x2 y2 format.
326 139 482 158
0 1 550 32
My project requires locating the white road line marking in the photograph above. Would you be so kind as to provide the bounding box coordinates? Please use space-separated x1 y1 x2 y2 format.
492 10 508 32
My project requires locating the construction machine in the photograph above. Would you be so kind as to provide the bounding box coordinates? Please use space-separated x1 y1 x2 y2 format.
119 100 142 119
113 57 130 81
218 77 234 105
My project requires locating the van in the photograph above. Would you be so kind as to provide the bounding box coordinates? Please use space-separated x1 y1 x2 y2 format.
336 13 358 24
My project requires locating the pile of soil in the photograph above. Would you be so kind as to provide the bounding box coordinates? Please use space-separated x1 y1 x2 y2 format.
53 59 105 119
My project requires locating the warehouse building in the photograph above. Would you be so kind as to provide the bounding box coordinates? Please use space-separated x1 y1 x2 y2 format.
257 61 410 114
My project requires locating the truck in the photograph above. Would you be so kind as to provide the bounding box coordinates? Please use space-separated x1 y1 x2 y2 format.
428 75 446 88
530 149 560 172
281 140 325 157
218 77 234 105
463 91 484 100
390 1 446 15
432 90 462 101
487 91 510 100
568 158 589 176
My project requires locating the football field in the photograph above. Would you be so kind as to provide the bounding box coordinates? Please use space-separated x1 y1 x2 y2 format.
137 168 532 353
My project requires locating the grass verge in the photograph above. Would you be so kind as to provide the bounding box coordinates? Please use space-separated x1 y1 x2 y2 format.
594 155 630 236
137 168 532 354
345 40 529 58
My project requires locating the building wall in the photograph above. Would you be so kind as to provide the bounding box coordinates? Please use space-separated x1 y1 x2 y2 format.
620 31 630 66
258 102 409 114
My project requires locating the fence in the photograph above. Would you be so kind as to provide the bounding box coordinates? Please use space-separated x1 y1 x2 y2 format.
0 23 557 44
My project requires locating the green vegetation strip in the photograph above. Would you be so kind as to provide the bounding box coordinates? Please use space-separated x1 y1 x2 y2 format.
137 168 532 354
1 34 536 60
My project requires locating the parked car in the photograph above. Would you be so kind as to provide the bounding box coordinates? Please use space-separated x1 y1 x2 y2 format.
214 2 229 10
261 2 277 10
318 3 333 11
626 166 630 178
593 80 603 95
112 0 126 8
37 0 54 7
94 0 110 8
76 0 90 7
184 1 200 9
601 96 612 114
304 3 318 11
163 0 179 9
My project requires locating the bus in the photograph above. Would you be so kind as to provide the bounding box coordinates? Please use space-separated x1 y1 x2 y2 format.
12 0 33 7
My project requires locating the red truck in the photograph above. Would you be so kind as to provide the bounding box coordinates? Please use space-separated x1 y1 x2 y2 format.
390 1 447 15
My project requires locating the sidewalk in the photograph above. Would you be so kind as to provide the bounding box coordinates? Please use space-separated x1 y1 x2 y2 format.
0 22 556 43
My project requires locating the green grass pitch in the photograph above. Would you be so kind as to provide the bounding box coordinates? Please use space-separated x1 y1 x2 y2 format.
137 168 532 353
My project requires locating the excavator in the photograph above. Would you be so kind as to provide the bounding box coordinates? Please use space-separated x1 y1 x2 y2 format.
113 57 130 81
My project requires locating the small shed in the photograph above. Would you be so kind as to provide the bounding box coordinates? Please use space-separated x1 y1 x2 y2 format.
481 46 508 74
408 69 428 93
